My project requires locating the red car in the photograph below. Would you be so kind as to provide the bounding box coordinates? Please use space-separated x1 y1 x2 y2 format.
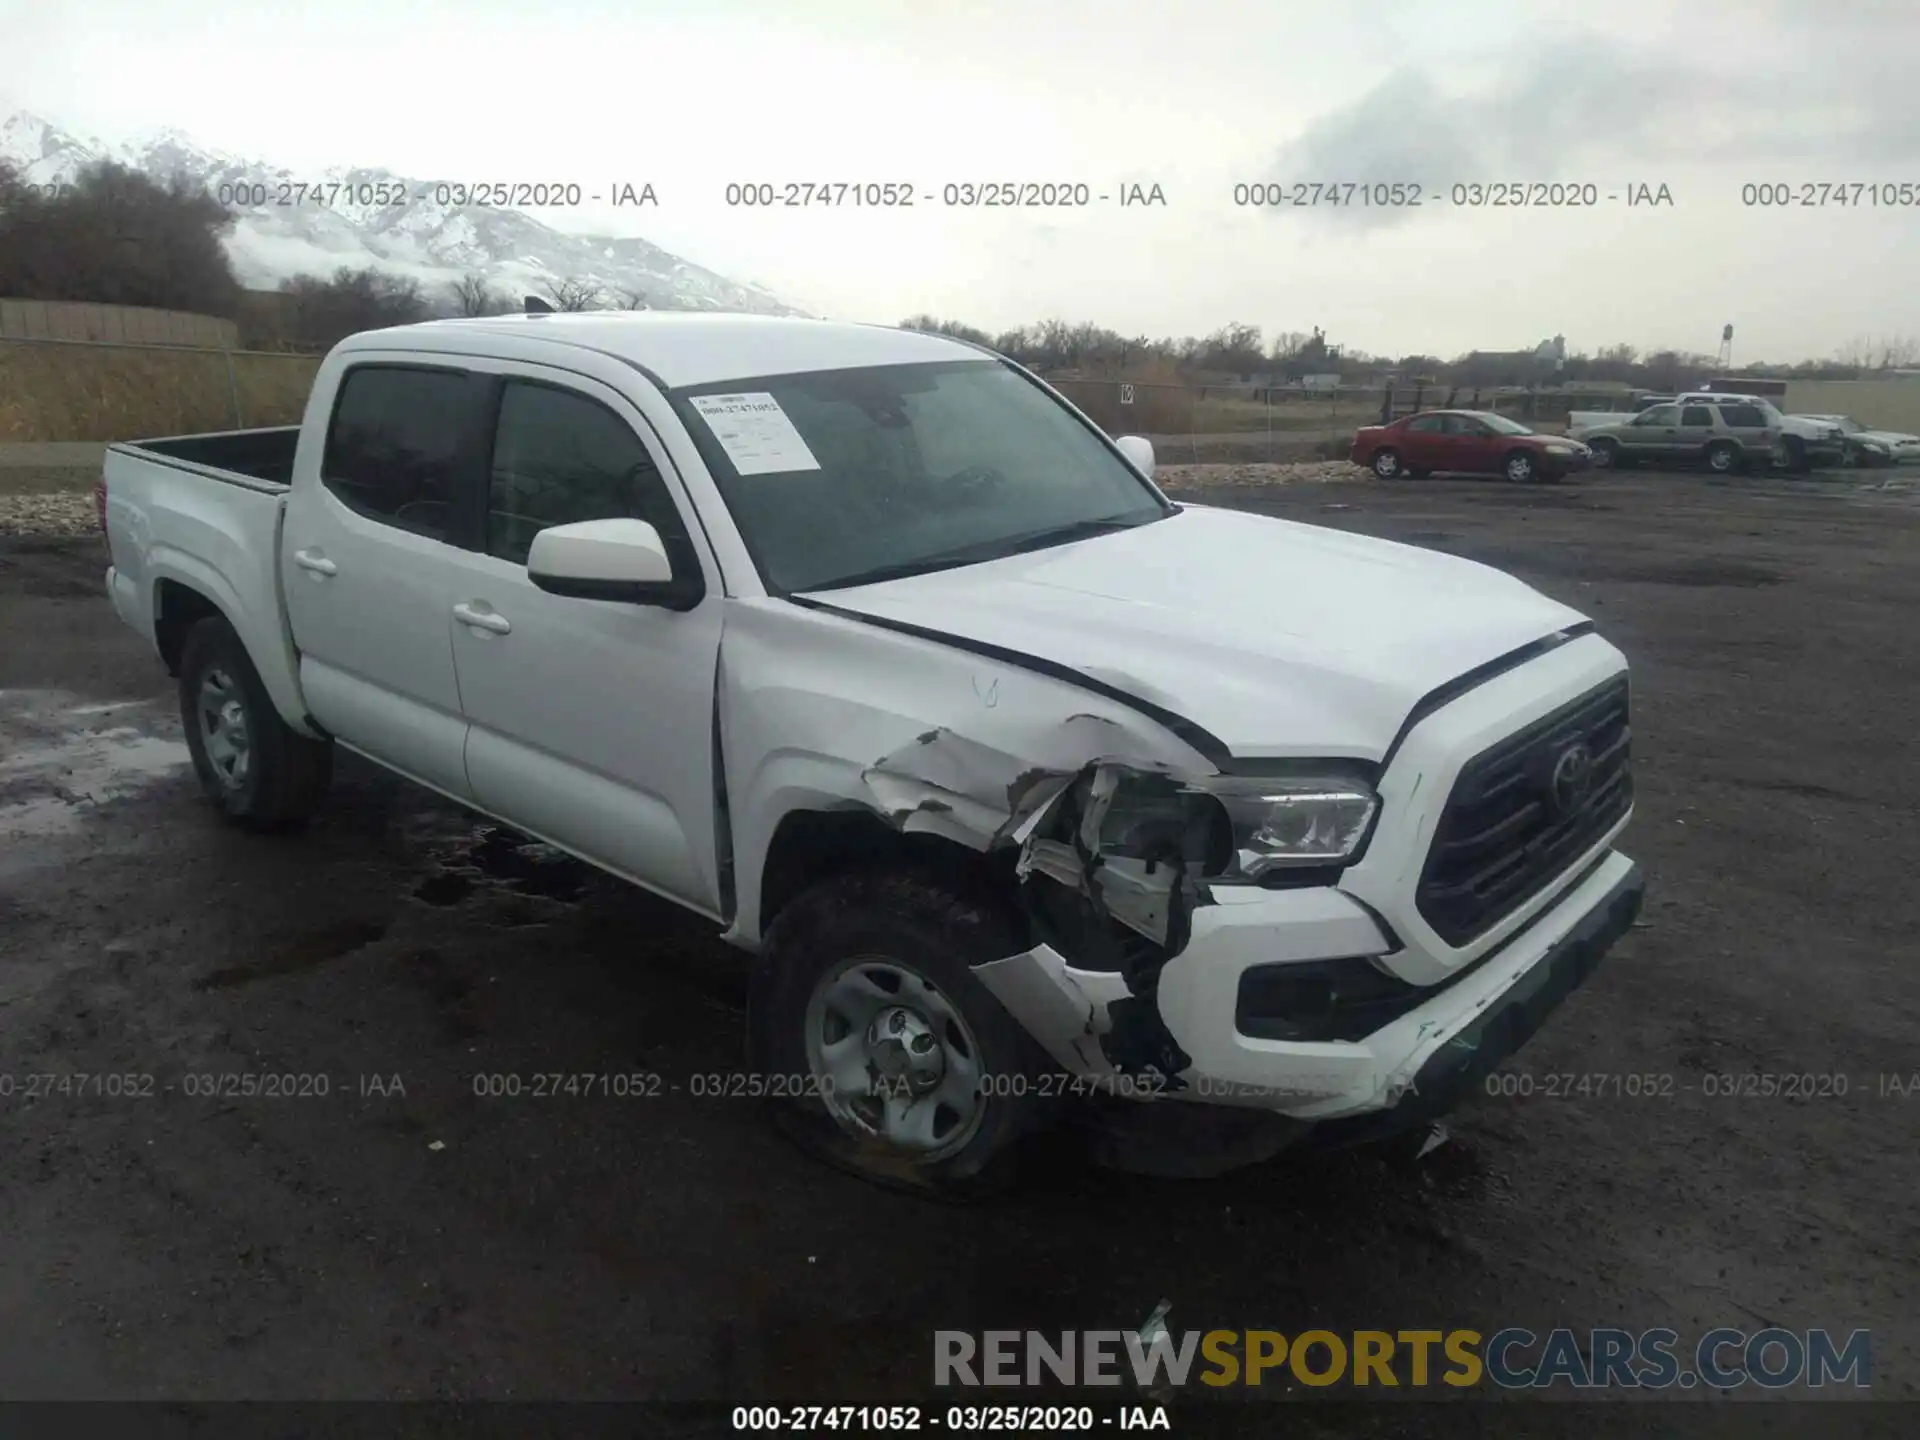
1350 410 1593 483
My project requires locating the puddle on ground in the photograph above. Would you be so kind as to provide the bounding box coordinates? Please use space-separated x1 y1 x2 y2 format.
0 689 189 841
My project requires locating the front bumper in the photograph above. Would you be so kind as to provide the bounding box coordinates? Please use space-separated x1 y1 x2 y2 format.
1142 849 1641 1122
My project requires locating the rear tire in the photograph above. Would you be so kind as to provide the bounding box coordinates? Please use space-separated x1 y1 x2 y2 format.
1589 439 1619 470
179 616 332 830
747 868 1047 1199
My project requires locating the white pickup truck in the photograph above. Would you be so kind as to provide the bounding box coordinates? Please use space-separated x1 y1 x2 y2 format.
100 312 1643 1194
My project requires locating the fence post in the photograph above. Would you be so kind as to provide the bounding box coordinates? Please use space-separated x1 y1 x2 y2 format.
1265 387 1273 464
225 349 243 428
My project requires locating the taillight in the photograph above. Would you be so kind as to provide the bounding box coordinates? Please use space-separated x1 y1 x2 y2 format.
94 477 107 532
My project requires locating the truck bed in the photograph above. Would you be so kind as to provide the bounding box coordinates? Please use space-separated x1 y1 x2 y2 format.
112 427 301 492
102 427 311 736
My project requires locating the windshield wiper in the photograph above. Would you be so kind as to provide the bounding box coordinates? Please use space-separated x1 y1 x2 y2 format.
804 512 1165 593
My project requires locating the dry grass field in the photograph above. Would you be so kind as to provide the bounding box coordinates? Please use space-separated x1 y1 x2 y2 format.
0 342 320 443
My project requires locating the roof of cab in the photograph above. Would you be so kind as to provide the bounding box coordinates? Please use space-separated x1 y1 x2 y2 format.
343 311 989 390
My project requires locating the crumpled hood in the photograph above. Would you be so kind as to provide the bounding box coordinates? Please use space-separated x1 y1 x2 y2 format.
803 504 1590 760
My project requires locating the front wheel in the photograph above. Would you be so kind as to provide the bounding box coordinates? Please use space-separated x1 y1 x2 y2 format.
1503 450 1537 483
1371 449 1403 479
179 616 333 829
748 869 1047 1198
1706 441 1741 475
1779 435 1810 474
1589 439 1619 470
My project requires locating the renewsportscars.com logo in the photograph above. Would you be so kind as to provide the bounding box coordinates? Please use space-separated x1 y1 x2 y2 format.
933 1326 1873 1391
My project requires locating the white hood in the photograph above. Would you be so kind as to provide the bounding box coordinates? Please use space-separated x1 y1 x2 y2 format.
804 504 1590 760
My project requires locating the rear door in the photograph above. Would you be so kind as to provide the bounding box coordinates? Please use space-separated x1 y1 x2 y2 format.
281 362 481 799
1677 404 1717 463
438 370 727 915
1716 402 1775 465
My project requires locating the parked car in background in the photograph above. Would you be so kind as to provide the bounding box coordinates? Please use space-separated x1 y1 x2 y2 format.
1350 410 1592 482
1671 394 1845 473
1801 415 1920 467
1564 396 1674 432
1570 399 1778 474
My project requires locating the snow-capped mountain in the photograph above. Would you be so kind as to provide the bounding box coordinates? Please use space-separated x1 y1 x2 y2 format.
1 112 802 315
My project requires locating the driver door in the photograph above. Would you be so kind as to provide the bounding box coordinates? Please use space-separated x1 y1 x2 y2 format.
1442 414 1500 473
437 370 728 916
1622 403 1681 460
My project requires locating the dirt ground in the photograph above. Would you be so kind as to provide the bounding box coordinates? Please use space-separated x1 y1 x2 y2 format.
2 464 1917 1430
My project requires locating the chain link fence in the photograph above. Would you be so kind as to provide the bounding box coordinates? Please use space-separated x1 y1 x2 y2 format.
1044 377 1626 463
0 335 323 443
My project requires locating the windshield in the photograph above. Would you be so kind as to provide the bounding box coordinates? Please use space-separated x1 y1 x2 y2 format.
672 360 1173 592
1476 412 1534 435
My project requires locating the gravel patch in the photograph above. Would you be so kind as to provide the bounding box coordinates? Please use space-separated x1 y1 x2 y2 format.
0 491 98 537
1157 459 1361 489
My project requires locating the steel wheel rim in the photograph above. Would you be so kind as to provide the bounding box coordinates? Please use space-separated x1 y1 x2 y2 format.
197 667 252 791
803 956 986 1160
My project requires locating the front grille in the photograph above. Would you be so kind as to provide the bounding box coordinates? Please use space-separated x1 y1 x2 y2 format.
1416 676 1632 947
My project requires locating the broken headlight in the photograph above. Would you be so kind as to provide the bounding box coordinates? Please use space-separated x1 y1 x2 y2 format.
1095 771 1378 882
1204 774 1379 879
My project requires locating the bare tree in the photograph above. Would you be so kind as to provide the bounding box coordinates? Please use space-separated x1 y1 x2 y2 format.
615 288 652 310
279 267 430 349
0 157 242 316
1875 335 1919 369
542 276 604 312
451 272 506 317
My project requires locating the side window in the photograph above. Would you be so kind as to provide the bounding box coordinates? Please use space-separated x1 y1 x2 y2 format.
1405 415 1446 433
1444 414 1488 436
1635 405 1679 426
322 366 469 540
1680 406 1714 427
485 381 685 567
1719 404 1765 428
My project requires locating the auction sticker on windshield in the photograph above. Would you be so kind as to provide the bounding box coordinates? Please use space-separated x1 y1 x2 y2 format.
687 392 821 475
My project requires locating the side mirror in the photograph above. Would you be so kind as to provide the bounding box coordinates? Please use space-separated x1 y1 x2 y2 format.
526 518 699 609
1115 434 1155 479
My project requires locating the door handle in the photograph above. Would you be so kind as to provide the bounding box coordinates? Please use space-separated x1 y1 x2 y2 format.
453 602 512 635
293 549 337 577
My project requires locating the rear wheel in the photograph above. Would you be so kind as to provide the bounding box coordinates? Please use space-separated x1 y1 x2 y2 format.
179 616 332 829
748 868 1047 1198
1589 439 1619 470
1371 449 1403 479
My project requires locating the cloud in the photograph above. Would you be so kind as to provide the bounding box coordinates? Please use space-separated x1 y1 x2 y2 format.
1259 29 1920 231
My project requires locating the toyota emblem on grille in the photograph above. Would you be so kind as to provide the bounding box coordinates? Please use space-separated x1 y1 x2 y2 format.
1549 742 1595 814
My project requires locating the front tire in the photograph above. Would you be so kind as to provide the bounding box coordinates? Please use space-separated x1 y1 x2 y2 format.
1589 439 1619 470
179 616 332 829
1706 440 1741 475
748 869 1045 1198
1503 450 1537 483
1371 449 1403 479
1780 435 1809 474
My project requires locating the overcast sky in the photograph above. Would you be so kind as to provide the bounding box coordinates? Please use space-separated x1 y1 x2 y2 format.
3 0 1916 362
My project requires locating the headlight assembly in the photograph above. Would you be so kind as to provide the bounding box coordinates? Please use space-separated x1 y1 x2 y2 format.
1096 771 1380 882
